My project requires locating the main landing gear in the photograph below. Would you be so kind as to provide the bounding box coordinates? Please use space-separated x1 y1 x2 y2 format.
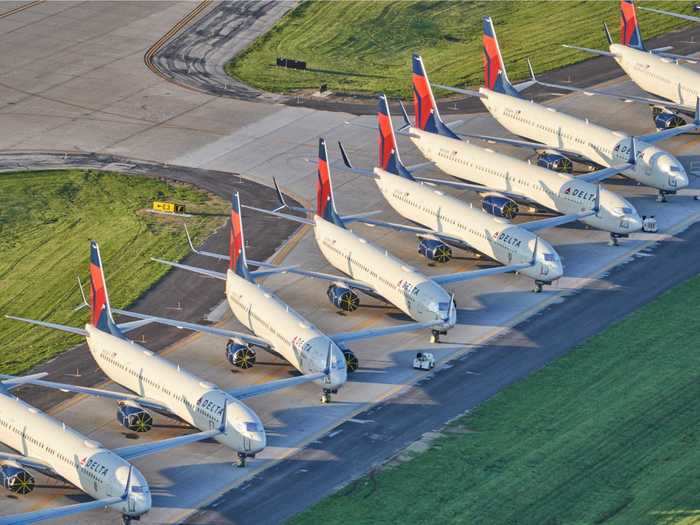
321 388 338 404
237 452 255 468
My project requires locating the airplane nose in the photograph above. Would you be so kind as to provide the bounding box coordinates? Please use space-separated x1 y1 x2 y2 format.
250 431 266 453
626 214 643 233
676 171 689 189
550 260 564 281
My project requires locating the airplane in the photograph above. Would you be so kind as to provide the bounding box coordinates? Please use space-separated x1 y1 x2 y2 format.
0 373 227 524
118 192 444 402
246 137 539 345
433 16 698 202
338 95 576 287
543 0 700 129
7 241 333 466
363 90 641 247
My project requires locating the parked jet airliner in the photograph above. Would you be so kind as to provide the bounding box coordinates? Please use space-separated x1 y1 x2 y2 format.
553 0 700 127
0 373 225 524
249 139 535 342
124 193 443 402
392 60 643 245
8 241 332 465
340 95 573 283
436 16 697 201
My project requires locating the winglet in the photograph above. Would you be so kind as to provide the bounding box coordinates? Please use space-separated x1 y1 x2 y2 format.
272 177 289 212
447 292 455 322
694 96 700 126
527 58 536 82
398 99 412 130
338 141 353 169
122 466 133 500
603 21 613 45
75 276 89 311
323 343 332 376
219 400 228 433
530 238 539 266
629 136 637 165
593 184 601 216
183 222 197 253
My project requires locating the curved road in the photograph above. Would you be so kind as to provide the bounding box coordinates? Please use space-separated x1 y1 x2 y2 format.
151 2 700 115
2 152 301 413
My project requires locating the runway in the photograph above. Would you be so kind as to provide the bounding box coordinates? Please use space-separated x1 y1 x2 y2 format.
1 2 700 524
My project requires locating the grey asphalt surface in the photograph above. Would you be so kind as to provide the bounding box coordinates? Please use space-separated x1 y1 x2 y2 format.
153 3 700 115
186 218 700 525
2 152 300 413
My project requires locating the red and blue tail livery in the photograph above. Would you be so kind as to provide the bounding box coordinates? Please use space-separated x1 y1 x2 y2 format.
229 192 251 280
411 54 459 139
316 138 344 226
89 241 119 335
620 0 645 50
377 94 413 180
482 16 518 96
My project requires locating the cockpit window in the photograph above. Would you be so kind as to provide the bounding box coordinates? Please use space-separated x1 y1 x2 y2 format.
245 422 262 433
438 302 450 312
131 486 145 493
670 166 682 172
620 207 633 214
543 253 556 262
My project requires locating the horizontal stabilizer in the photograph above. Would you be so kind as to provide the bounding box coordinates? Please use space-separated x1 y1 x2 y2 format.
433 84 481 97
562 44 616 57
638 5 700 23
5 315 87 336
242 204 315 225
152 258 227 280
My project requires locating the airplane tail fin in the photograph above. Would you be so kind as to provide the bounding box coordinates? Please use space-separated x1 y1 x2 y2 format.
411 54 459 139
482 16 519 96
316 138 345 227
620 0 645 50
377 94 414 180
229 192 251 280
89 241 118 334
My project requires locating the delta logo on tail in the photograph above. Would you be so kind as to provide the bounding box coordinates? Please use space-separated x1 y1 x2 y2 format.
229 193 249 279
378 100 396 172
316 138 333 221
412 54 436 132
482 16 504 91
89 241 111 331
620 0 644 50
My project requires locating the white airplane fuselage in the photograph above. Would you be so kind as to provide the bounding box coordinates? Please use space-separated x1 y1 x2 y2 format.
314 216 457 328
408 127 642 235
225 270 347 390
0 391 150 518
611 43 700 110
84 326 266 456
479 88 689 192
373 168 563 283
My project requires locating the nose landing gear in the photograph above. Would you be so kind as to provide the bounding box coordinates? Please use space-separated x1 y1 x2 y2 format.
533 281 546 293
321 389 332 404
430 328 447 343
236 452 255 468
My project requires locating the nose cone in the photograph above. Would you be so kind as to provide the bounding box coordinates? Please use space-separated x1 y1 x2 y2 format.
657 153 689 190
329 346 348 390
537 239 563 282
626 212 643 233
123 467 151 517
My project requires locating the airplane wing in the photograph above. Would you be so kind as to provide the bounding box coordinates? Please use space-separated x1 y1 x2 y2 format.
283 268 375 293
112 308 271 348
151 258 227 280
431 260 533 285
519 211 594 232
5 315 151 337
242 205 315 225
413 176 527 201
0 495 125 525
562 44 616 57
359 218 465 246
638 5 700 23
577 163 633 183
637 99 700 143
432 84 482 97
114 428 221 461
0 451 53 473
0 373 49 390
228 347 331 399
10 377 170 413
331 320 443 344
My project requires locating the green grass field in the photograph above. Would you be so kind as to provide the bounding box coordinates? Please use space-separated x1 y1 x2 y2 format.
0 170 228 375
291 273 700 524
228 1 696 98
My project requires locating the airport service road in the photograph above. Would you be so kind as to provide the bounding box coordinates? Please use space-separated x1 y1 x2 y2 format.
0 152 301 413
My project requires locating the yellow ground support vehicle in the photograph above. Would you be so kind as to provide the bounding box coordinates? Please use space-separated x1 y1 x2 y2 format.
152 201 185 214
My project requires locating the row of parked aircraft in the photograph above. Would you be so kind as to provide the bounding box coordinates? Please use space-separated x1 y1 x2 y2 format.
2 1 699 523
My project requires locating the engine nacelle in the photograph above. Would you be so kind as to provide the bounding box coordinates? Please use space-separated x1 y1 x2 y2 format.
481 195 520 219
418 239 452 263
117 401 153 433
654 111 685 131
327 285 360 312
342 348 359 373
226 340 257 369
1 465 35 494
537 153 573 173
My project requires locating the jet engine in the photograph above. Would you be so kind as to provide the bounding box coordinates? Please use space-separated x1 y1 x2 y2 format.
117 400 153 433
418 238 452 263
653 108 685 131
342 348 359 373
226 340 257 369
536 153 573 173
1 465 35 494
481 195 520 219
327 285 360 312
